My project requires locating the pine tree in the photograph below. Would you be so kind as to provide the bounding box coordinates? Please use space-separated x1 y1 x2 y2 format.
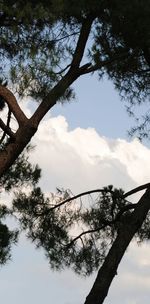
0 1 150 303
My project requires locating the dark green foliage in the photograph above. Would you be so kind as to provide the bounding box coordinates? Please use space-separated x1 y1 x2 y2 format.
1 0 149 106
12 185 134 275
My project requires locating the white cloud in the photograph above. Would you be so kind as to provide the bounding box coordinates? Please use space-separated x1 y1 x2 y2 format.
29 115 150 197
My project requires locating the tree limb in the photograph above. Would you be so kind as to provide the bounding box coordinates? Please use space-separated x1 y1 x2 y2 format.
0 86 28 126
71 16 94 68
31 17 93 126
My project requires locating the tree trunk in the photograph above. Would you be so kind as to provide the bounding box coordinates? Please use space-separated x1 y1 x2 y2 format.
84 188 150 304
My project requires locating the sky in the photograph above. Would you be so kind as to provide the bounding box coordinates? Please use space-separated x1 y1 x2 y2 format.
1 74 150 304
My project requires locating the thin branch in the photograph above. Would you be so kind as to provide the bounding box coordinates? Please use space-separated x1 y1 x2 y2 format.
66 226 107 248
50 189 110 211
50 182 150 212
52 31 80 44
55 64 71 75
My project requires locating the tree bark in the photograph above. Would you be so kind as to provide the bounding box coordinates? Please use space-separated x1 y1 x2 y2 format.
84 188 150 304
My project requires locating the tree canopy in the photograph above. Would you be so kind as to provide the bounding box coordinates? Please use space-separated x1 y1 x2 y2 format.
0 1 150 304
1 0 149 102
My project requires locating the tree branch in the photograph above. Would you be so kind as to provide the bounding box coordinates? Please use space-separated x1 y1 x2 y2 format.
0 86 28 126
71 16 94 68
31 17 93 126
50 183 150 211
50 189 113 211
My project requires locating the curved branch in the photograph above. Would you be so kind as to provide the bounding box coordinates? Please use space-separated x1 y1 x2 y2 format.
51 183 150 211
0 86 28 126
50 189 112 210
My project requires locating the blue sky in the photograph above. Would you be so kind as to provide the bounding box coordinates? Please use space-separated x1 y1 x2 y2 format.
1 74 150 304
52 74 131 138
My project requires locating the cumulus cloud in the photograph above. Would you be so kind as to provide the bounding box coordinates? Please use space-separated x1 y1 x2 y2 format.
30 114 150 196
